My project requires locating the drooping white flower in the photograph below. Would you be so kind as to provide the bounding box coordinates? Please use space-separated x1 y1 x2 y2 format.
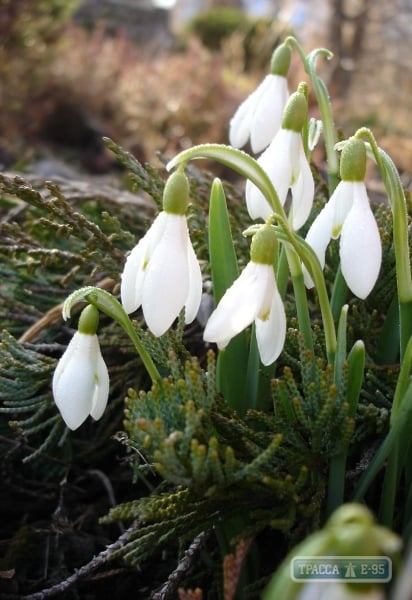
229 43 291 154
120 171 202 336
263 503 401 600
53 306 109 430
297 581 385 600
304 139 382 299
230 74 290 154
204 227 286 366
245 89 314 230
246 127 314 229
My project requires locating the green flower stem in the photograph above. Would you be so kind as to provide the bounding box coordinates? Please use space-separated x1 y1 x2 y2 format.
274 227 337 363
285 37 339 194
246 322 261 410
285 246 314 355
354 335 412 504
168 144 339 365
168 144 321 355
356 128 412 360
330 266 348 322
327 337 365 515
275 245 289 297
379 445 399 528
379 335 412 526
167 144 288 222
62 286 161 383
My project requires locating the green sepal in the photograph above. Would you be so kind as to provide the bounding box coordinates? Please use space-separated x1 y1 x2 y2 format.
270 43 291 77
208 179 248 415
340 137 366 182
162 169 189 215
281 90 308 133
250 226 278 265
78 304 100 335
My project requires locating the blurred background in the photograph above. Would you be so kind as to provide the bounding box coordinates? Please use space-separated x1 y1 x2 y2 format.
0 0 411 180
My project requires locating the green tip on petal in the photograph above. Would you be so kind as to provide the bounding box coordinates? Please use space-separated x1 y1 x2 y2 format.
162 170 189 215
250 226 278 265
340 137 367 182
78 304 100 335
281 89 308 132
270 43 291 77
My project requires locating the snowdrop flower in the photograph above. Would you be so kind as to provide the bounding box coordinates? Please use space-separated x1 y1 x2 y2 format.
204 227 286 365
297 581 385 600
304 138 381 299
53 305 109 430
121 170 202 336
229 43 291 153
245 89 314 230
299 583 382 600
263 503 401 600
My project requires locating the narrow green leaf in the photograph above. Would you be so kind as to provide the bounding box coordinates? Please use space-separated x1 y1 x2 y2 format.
208 179 248 415
375 295 399 365
333 304 348 391
353 380 412 500
391 333 412 424
208 178 239 302
346 340 365 418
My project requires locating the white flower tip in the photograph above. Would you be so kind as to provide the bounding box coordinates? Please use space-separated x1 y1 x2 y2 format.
303 266 315 290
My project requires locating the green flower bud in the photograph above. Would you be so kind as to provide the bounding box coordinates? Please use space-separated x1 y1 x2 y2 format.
270 43 291 77
78 304 100 335
281 90 308 132
162 170 190 215
340 137 367 182
250 226 278 265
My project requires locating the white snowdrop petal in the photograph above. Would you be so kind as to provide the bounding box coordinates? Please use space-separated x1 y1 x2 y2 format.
267 129 302 205
330 181 355 238
120 240 147 314
340 185 382 299
255 282 286 365
229 83 265 149
204 263 269 346
263 129 295 205
250 75 287 153
53 333 99 430
303 198 336 288
245 178 274 221
142 214 189 336
90 352 110 421
290 146 315 230
245 131 292 220
184 239 203 324
120 212 168 314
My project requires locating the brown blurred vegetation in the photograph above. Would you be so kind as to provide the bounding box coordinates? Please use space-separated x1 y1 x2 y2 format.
0 1 283 173
0 0 410 181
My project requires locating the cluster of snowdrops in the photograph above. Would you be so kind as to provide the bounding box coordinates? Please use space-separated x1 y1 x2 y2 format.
50 36 412 599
